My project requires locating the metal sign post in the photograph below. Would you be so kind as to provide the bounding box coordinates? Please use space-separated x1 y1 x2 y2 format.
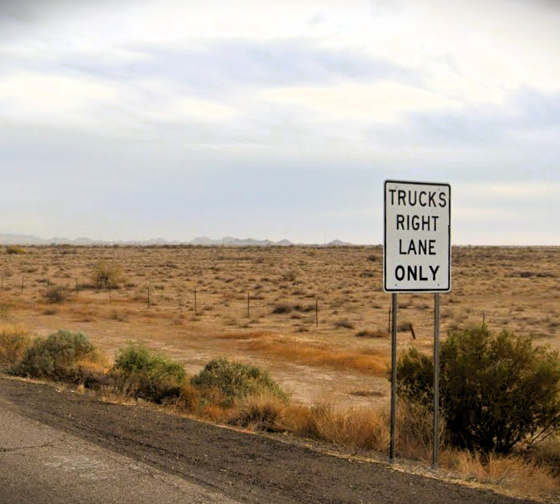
390 293 398 462
384 180 451 467
433 292 440 468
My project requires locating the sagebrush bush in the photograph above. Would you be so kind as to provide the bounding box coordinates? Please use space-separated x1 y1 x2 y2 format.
111 343 186 403
272 303 293 314
395 325 560 454
92 260 123 289
5 245 25 255
44 285 71 304
281 269 298 282
11 329 99 382
192 358 288 406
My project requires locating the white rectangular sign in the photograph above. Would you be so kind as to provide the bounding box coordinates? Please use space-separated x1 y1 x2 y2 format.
384 180 451 292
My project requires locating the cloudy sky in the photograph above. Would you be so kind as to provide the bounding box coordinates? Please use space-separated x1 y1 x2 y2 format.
1 0 559 245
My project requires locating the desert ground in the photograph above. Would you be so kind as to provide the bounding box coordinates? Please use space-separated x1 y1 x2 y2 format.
1 244 559 410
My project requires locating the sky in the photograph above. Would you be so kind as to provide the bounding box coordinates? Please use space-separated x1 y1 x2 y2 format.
1 0 559 245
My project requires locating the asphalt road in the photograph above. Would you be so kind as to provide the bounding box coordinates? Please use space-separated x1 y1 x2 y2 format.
0 377 543 504
0 407 240 504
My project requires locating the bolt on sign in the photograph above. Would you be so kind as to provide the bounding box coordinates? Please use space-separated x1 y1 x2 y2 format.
384 180 451 292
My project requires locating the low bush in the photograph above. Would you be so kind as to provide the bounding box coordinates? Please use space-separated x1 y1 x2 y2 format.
395 325 560 454
11 329 100 382
44 285 71 304
6 245 25 255
92 260 123 289
272 303 314 315
272 303 292 314
192 357 288 407
334 319 355 329
111 342 186 403
281 269 298 282
355 329 386 338
227 393 286 431
0 324 31 368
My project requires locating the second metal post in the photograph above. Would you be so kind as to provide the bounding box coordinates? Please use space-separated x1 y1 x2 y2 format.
433 292 440 469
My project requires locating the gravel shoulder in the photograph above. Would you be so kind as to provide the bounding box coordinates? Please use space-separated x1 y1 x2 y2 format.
0 376 541 504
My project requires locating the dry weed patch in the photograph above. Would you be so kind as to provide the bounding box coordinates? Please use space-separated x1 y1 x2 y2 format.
0 323 31 367
227 392 287 431
244 338 389 375
445 450 559 498
212 330 272 340
396 400 446 463
286 401 389 452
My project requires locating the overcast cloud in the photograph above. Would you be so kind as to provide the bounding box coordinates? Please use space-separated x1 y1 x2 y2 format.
1 0 559 244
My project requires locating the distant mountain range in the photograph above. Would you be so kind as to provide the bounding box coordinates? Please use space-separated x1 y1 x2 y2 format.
0 233 354 247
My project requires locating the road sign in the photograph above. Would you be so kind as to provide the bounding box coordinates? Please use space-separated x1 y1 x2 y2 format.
384 180 451 292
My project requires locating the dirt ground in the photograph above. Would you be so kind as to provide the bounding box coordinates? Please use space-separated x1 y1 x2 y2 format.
0 376 541 504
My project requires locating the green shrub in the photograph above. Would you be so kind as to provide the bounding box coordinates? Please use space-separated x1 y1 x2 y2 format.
11 329 98 382
395 325 560 454
192 358 288 406
111 343 186 403
6 245 25 255
395 346 433 408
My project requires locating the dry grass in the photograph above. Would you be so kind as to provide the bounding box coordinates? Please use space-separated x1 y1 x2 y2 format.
0 323 31 367
227 392 287 431
244 338 389 375
302 402 390 452
395 401 446 463
212 330 272 340
443 450 560 500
